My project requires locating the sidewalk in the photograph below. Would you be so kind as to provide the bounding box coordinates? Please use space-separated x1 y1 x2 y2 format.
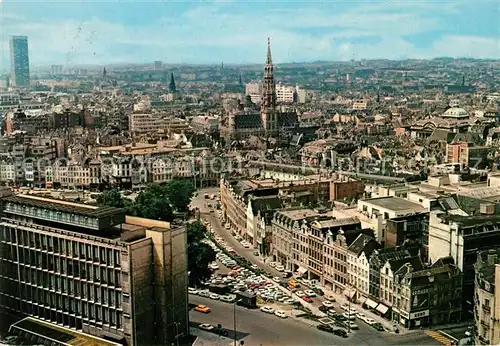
330 290 401 333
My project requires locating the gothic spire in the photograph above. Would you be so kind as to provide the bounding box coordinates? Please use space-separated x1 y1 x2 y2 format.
266 37 272 65
261 37 277 133
169 73 176 93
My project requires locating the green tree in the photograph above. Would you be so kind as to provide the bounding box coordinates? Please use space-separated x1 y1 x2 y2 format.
97 189 125 208
245 94 254 108
97 189 136 214
187 220 216 286
165 179 195 212
134 184 173 221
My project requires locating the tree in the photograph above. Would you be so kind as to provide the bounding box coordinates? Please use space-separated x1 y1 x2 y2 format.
134 184 173 221
97 189 136 214
165 179 195 213
97 189 126 208
245 94 254 108
187 220 216 286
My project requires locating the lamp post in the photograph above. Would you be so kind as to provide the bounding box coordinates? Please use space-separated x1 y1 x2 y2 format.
174 322 180 346
233 300 237 346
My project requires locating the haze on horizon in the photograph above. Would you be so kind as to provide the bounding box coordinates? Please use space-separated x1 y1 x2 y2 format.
1 0 499 68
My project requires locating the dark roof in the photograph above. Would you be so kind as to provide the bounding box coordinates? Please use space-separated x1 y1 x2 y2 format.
389 255 423 273
347 233 373 255
371 246 410 266
343 228 375 247
4 195 124 219
432 256 455 268
250 196 282 216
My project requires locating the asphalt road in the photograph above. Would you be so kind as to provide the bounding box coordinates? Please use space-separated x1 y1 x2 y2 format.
191 188 442 346
189 295 442 346
190 295 351 346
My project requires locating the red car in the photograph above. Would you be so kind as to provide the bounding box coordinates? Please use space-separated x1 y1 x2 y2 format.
301 296 313 303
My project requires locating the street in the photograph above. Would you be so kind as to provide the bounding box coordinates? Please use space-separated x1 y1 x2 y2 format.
189 295 442 346
190 188 444 346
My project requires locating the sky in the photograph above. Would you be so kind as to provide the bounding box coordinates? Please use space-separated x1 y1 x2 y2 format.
1 0 499 67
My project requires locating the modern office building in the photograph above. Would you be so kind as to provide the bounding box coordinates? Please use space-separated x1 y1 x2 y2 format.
0 188 188 345
9 36 30 87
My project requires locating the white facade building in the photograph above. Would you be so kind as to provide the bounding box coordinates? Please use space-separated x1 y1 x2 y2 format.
276 83 296 103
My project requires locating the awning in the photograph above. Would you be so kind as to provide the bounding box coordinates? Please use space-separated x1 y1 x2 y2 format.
365 298 378 309
376 304 389 315
358 296 367 305
343 289 356 299
296 266 307 275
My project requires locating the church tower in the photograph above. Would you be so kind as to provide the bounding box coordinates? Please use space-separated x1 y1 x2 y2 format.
261 38 277 133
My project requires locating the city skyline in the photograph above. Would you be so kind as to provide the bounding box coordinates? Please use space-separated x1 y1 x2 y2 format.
1 0 499 67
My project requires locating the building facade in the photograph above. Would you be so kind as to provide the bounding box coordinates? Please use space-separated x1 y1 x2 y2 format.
10 36 30 87
474 249 500 346
0 189 188 345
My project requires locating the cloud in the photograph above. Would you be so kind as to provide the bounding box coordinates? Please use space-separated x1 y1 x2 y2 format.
430 35 500 59
0 1 498 66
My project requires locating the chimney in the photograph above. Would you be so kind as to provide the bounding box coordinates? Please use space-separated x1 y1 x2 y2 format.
407 263 413 273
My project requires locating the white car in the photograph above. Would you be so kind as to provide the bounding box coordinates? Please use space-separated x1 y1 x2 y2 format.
198 290 210 298
220 295 236 303
269 262 277 268
275 265 285 272
304 290 316 297
283 298 296 305
356 312 366 320
209 263 219 270
188 287 198 295
209 293 220 300
348 322 359 330
295 291 305 297
199 323 215 331
364 317 376 325
340 303 349 311
274 310 287 318
260 306 275 314
342 312 356 321
322 301 334 308
251 264 259 270
273 277 281 282
349 308 358 314
325 295 336 302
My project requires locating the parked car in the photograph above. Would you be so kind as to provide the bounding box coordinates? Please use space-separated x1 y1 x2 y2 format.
198 290 210 298
348 322 359 330
364 318 376 325
301 296 313 303
199 323 215 331
260 306 275 314
372 323 385 331
324 294 336 302
342 312 356 321
304 290 317 297
317 324 334 333
274 310 287 319
322 301 334 308
188 287 198 294
333 328 348 338
319 306 330 313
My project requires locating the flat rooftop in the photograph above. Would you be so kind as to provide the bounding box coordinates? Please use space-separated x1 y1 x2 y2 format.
361 196 426 212
4 194 124 219
278 208 320 221
9 317 122 346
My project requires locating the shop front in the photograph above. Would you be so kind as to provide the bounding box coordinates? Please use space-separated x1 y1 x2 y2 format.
392 308 430 329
